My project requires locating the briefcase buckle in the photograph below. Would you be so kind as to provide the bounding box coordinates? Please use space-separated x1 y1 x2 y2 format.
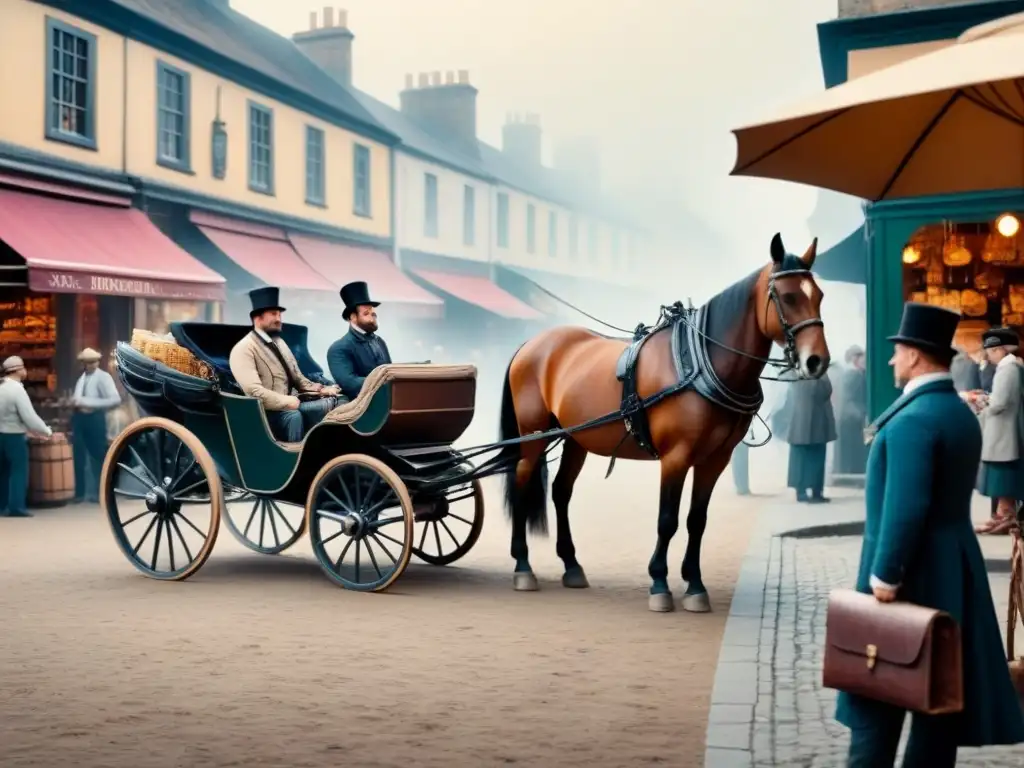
866 643 878 670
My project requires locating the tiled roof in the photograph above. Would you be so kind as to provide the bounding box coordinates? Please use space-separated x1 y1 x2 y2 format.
349 91 493 181
103 0 391 141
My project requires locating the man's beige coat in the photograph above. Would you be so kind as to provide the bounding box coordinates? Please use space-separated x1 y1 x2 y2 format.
228 331 319 411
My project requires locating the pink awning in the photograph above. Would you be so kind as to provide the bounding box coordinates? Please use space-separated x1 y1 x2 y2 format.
288 234 443 318
411 269 542 320
0 188 225 300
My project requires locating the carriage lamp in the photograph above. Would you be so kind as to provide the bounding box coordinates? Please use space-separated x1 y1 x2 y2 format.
996 213 1020 238
902 245 922 265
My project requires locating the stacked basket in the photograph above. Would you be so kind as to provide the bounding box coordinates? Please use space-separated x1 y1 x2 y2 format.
130 329 214 380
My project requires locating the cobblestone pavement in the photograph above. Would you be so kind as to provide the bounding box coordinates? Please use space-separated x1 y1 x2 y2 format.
712 534 1024 767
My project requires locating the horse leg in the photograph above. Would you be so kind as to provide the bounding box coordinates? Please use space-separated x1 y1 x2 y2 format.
647 452 690 612
552 439 589 589
510 435 549 592
680 453 731 613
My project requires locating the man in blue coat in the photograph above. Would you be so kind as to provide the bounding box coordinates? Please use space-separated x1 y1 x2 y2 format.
836 302 1024 766
327 281 393 400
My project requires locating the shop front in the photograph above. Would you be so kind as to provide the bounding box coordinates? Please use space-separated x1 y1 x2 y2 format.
0 179 225 430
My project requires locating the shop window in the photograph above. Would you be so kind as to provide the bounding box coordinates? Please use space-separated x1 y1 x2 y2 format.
902 215 1024 352
353 143 371 217
248 101 274 194
135 299 209 336
45 17 97 149
156 61 191 172
305 125 325 206
424 173 438 238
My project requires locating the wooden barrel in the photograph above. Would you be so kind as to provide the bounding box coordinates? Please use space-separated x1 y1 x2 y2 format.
28 433 75 508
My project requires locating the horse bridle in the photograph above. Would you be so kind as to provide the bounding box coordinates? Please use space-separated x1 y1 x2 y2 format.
764 267 825 372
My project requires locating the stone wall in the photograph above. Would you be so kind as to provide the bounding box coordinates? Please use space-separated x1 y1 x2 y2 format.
838 0 989 17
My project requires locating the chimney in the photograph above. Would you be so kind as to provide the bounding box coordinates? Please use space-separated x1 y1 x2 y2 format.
554 137 601 191
502 112 542 167
292 7 354 87
399 70 479 152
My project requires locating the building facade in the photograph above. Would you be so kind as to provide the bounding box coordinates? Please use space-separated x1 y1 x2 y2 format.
816 0 1024 419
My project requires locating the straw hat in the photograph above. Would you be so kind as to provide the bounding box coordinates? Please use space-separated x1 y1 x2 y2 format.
78 347 102 362
2 356 24 373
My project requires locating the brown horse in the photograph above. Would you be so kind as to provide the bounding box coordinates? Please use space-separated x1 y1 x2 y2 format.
495 233 829 612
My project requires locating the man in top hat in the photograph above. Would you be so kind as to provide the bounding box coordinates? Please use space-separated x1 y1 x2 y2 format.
973 326 1024 535
229 286 340 443
835 303 1024 766
327 281 393 400
72 347 121 504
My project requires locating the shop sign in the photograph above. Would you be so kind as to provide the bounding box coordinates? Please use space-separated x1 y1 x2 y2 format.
29 268 224 301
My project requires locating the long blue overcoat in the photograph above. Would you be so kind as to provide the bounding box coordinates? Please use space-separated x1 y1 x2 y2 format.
835 378 1024 747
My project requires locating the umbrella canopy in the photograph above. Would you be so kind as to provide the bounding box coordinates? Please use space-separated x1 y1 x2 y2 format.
731 12 1024 201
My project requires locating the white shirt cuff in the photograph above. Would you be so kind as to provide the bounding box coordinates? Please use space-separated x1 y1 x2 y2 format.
869 574 899 591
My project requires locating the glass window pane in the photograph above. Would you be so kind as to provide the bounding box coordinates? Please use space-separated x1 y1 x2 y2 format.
76 54 87 79
76 37 88 57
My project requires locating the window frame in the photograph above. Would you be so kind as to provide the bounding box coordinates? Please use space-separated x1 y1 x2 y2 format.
304 125 326 207
463 184 475 246
548 210 557 257
353 143 371 217
247 100 275 196
155 60 192 173
44 16 98 150
526 203 536 254
424 172 439 238
497 193 510 249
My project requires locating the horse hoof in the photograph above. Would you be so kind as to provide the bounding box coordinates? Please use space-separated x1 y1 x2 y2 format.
562 567 590 589
648 592 675 612
513 572 540 592
682 591 712 613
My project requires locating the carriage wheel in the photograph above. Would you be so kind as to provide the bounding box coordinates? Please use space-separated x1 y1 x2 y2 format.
305 455 414 592
101 417 223 581
412 477 485 566
222 487 306 555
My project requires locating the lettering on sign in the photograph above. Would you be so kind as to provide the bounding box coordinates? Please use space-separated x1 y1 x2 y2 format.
30 269 224 302
91 275 157 295
47 272 83 291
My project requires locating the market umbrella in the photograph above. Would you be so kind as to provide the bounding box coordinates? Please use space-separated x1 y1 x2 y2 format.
731 12 1024 201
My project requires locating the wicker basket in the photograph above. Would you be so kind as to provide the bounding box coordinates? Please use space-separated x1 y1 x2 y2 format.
140 336 213 380
130 328 159 351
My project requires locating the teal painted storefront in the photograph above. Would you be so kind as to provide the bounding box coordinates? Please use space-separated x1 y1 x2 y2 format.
817 0 1024 420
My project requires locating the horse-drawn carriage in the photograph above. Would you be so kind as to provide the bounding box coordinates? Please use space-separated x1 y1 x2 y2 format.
104 321 485 592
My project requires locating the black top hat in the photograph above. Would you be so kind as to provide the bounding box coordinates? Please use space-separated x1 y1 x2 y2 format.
982 326 1019 349
248 286 285 318
340 281 380 316
887 302 960 359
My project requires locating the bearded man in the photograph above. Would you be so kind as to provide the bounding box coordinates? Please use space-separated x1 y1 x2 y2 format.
327 281 393 400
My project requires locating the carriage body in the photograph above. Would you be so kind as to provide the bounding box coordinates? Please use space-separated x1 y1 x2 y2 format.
104 321 484 591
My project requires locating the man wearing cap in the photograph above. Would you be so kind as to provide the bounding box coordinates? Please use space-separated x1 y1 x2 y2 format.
327 281 393 400
72 347 121 504
229 286 340 443
0 356 52 517
836 303 1024 766
972 326 1024 535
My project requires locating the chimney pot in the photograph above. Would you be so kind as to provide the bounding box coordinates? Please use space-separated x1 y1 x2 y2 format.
445 71 455 84
458 69 469 84
338 8 347 28
308 11 317 30
404 73 413 89
323 6 334 27
431 71 441 86
418 72 429 87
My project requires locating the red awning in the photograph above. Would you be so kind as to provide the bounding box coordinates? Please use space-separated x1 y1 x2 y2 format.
191 213 331 293
411 269 543 320
288 235 444 318
0 188 225 301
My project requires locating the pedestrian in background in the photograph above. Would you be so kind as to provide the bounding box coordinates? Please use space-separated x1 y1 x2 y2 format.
71 347 121 504
0 356 52 517
834 345 868 476
951 343 982 392
836 303 1024 765
784 372 836 503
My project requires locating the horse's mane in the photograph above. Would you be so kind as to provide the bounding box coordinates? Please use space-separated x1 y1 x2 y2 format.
702 255 806 344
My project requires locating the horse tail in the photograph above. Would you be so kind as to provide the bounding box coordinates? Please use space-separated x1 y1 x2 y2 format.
498 346 549 535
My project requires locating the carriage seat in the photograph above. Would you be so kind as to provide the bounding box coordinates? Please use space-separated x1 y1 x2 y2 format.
323 363 478 425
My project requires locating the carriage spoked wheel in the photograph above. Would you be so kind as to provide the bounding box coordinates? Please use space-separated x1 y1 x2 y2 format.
101 417 223 581
222 487 307 555
411 475 484 566
305 455 414 592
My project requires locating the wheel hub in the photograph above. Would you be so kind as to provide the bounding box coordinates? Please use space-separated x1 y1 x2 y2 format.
339 512 364 537
145 487 174 517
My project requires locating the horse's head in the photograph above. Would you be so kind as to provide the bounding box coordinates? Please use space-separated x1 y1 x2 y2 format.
757 233 830 379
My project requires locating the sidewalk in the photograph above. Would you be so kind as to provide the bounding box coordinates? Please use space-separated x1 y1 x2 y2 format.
705 492 1024 768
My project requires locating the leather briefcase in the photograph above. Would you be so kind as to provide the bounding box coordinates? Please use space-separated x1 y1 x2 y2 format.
822 588 963 715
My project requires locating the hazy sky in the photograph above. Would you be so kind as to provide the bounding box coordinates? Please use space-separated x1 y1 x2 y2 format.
233 0 848 273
